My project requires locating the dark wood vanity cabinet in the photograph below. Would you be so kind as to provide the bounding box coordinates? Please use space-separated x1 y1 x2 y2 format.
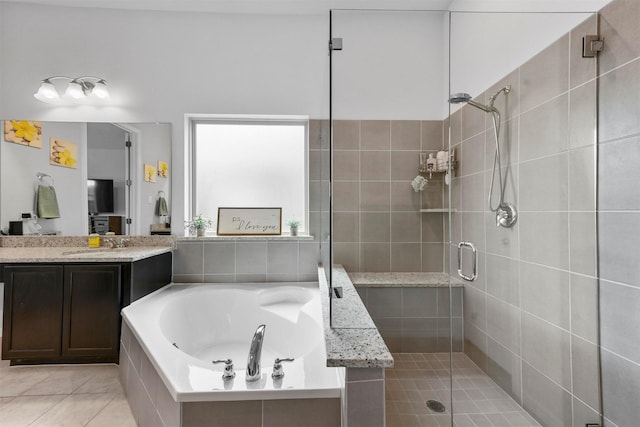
2 264 121 363
1 252 172 365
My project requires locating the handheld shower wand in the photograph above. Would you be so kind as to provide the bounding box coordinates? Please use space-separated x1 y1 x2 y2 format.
449 86 517 228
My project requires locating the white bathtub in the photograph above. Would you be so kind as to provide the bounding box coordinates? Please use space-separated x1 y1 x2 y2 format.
121 282 343 403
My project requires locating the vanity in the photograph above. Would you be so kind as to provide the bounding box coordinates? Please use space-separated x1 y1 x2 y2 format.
0 236 174 365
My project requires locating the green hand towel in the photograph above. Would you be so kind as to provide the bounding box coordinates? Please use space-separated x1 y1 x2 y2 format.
155 196 169 216
37 185 60 219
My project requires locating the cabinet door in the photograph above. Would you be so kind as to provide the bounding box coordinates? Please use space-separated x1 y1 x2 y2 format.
2 265 64 359
62 264 121 358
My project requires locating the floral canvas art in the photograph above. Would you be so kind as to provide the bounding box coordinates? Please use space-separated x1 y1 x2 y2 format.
158 160 168 178
4 120 43 148
144 164 157 182
50 138 77 168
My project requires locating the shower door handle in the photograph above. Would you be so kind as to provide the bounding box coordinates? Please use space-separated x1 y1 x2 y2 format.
457 241 477 282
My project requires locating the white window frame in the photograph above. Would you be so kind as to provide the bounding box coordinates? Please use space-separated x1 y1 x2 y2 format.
187 114 309 236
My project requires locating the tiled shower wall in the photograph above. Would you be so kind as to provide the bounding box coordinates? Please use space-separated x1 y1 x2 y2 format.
596 0 640 426
332 120 446 273
452 14 602 427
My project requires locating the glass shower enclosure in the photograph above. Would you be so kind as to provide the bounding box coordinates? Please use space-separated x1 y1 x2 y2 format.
327 7 603 427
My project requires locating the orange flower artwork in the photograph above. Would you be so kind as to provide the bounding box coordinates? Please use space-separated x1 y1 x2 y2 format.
50 138 78 169
4 120 43 148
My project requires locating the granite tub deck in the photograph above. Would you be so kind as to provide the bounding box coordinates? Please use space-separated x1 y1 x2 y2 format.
318 266 393 427
348 271 465 355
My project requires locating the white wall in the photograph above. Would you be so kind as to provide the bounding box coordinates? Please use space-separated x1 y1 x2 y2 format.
331 10 446 120
0 121 87 234
137 123 172 235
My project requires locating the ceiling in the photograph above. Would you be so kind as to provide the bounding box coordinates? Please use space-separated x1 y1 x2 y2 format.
0 0 610 14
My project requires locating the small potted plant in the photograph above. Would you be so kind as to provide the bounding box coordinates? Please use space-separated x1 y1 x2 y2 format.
286 218 301 236
185 213 213 237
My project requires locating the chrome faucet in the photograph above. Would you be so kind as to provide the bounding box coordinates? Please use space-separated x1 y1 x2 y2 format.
246 324 266 382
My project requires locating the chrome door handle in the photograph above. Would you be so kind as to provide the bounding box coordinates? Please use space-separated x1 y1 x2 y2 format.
457 241 477 282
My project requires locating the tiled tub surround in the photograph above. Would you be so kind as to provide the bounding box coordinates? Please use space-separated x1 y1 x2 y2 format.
332 119 447 273
322 267 394 427
350 272 463 353
449 12 604 427
172 236 319 284
119 282 343 427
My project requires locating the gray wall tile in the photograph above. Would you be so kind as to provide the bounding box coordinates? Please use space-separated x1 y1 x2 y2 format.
599 136 640 210
598 0 640 74
598 59 640 143
333 120 359 150
333 181 360 212
421 243 444 272
391 120 421 151
519 212 569 270
485 254 519 306
183 401 262 427
203 242 235 274
333 150 360 181
360 181 390 212
422 120 444 151
367 288 401 318
390 243 422 272
519 153 568 212
390 151 420 181
571 335 601 411
521 313 571 389
519 94 569 162
569 212 597 277
569 81 597 149
266 241 298 275
402 288 438 318
570 274 598 342
173 241 203 275
599 212 640 288
346 380 385 427
569 145 596 211
361 120 390 150
461 99 487 141
361 243 390 272
569 15 597 89
235 241 267 275
487 337 522 403
391 181 422 212
520 34 569 112
458 132 485 177
390 212 421 243
601 348 640 427
361 213 390 243
361 151 390 181
522 362 573 427
486 296 520 355
520 262 570 329
600 280 640 364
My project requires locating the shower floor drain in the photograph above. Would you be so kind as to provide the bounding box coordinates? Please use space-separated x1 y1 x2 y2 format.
426 400 446 413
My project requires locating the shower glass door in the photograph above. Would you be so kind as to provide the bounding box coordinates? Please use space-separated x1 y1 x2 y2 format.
449 10 602 427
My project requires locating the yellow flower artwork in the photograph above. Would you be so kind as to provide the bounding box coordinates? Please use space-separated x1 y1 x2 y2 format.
50 138 78 169
157 160 169 178
144 164 157 182
4 120 43 148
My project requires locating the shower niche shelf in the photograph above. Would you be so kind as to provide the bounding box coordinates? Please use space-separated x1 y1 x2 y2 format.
420 208 456 213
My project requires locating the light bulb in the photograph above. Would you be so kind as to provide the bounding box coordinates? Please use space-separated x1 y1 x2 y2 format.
34 80 59 100
91 80 110 99
65 81 85 99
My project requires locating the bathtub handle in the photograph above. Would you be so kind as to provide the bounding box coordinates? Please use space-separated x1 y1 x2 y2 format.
212 359 236 380
272 358 294 379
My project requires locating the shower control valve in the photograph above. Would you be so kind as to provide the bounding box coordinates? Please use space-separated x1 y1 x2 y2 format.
212 359 236 380
272 358 294 379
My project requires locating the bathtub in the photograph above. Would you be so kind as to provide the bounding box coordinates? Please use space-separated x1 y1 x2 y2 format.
120 282 343 405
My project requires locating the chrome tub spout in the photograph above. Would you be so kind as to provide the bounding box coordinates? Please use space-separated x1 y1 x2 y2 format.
246 324 266 382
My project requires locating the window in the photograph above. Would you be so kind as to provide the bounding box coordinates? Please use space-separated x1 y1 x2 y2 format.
190 116 308 234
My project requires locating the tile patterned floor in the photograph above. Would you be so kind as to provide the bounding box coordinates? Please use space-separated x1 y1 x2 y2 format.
386 353 541 427
0 359 136 426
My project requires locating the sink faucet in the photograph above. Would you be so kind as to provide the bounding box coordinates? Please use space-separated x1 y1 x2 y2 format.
246 324 266 382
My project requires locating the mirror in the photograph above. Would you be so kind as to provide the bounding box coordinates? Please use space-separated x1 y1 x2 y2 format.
0 121 171 236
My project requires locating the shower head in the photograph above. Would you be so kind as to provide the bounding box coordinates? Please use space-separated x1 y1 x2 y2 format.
448 93 472 104
448 92 495 113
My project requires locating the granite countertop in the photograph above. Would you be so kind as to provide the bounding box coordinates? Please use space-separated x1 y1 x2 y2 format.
318 265 394 369
349 271 464 287
0 246 173 263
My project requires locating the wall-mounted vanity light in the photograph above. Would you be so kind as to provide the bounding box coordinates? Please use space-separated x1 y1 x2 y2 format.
34 76 110 102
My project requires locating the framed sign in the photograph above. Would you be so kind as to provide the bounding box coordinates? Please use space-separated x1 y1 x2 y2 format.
217 207 282 236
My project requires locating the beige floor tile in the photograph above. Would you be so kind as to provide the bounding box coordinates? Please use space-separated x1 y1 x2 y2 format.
85 394 136 427
0 394 66 426
21 366 98 396
0 396 15 409
74 366 123 394
30 392 116 427
0 368 51 397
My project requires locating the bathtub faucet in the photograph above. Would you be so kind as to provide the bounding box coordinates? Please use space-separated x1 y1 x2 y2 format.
246 324 266 382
